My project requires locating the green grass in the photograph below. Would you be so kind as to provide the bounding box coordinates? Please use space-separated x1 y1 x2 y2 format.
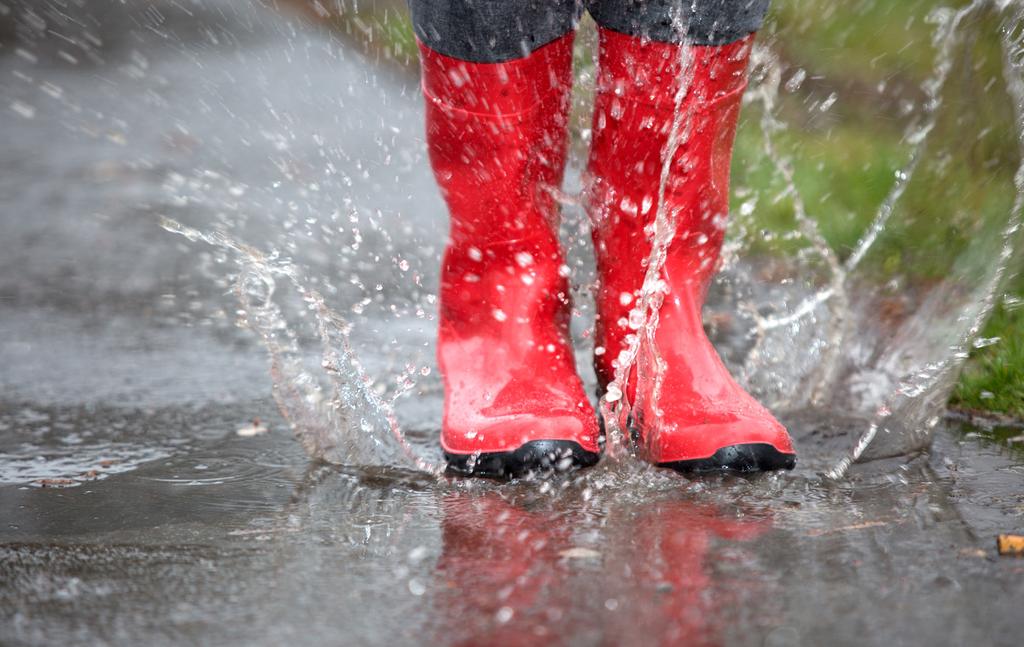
953 303 1024 417
304 0 1024 420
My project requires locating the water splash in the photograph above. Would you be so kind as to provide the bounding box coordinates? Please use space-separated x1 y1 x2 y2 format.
159 217 443 476
595 8 697 459
826 0 1024 477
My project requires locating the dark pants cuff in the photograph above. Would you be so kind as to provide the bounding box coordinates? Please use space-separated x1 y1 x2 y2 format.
408 0 770 63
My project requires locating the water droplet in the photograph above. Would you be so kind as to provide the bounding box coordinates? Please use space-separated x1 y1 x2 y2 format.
10 101 35 119
605 384 623 402
610 98 624 119
514 251 534 267
408 546 428 563
785 68 806 92
641 195 654 214
619 197 638 216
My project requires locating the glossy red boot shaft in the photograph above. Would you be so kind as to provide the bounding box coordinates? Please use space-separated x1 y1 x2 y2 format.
587 29 795 471
420 36 601 477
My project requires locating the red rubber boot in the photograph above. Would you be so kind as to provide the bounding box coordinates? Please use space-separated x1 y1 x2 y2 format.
419 35 601 478
586 29 795 472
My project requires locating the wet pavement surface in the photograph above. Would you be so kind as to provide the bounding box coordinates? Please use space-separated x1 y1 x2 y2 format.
2 2 1024 645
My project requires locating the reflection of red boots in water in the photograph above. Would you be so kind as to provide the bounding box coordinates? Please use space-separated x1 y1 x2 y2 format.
434 493 574 645
587 30 796 471
420 36 602 478
618 499 774 647
435 491 773 645
417 10 795 475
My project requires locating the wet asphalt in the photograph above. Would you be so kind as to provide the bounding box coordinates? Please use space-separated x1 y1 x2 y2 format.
1 1 1024 645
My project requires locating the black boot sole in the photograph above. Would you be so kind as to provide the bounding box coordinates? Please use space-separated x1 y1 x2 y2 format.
659 443 796 473
444 440 600 480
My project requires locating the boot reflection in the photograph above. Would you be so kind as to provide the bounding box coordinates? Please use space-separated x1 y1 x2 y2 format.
616 499 772 647
434 491 576 645
435 489 773 645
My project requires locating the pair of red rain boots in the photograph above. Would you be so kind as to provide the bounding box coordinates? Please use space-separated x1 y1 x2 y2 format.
420 29 795 478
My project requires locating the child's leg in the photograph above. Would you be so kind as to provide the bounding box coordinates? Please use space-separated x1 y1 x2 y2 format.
585 0 796 472
408 1 600 478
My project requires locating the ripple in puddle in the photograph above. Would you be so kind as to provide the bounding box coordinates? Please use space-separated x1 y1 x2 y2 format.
0 442 173 488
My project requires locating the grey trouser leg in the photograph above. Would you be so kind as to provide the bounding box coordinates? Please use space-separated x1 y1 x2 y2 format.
407 0 770 62
407 0 579 63
588 0 771 46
